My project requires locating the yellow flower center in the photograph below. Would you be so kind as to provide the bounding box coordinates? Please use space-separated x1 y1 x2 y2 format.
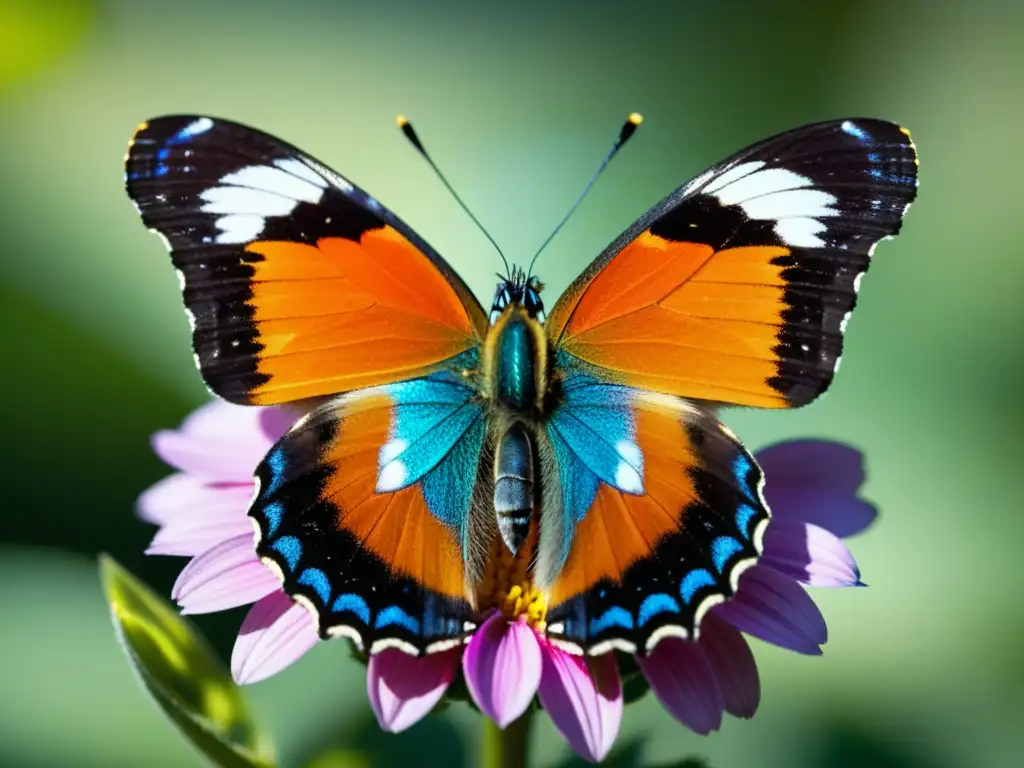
474 525 548 631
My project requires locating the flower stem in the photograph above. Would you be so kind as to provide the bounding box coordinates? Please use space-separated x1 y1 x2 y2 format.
482 710 533 768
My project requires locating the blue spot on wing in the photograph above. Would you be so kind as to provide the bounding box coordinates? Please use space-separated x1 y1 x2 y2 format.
841 120 871 142
735 504 757 539
548 380 641 493
375 605 421 634
297 568 331 604
262 502 284 536
711 536 744 573
588 605 634 636
638 593 680 627
265 447 288 497
332 593 371 625
680 568 716 603
384 379 483 490
270 536 302 571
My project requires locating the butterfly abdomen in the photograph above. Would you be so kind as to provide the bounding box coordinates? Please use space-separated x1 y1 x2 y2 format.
493 422 534 555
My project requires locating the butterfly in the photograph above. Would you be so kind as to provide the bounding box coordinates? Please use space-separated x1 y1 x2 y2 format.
125 113 917 657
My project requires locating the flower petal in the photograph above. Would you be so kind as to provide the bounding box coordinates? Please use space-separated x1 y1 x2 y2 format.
232 590 319 684
762 519 862 587
463 614 542 728
367 647 461 733
538 645 622 763
713 567 827 655
147 515 254 557
755 440 864 493
699 613 760 719
138 474 248 526
764 488 878 540
172 534 280 614
152 401 279 482
756 441 876 538
638 638 724 734
259 406 297 443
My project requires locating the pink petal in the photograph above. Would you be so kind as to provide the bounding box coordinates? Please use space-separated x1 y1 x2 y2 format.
367 647 461 733
152 401 278 482
463 614 542 728
698 613 760 719
638 638 724 735
538 645 622 763
232 591 319 684
712 567 827 655
756 441 876 538
147 516 254 557
172 534 280 614
138 474 254 527
762 519 862 587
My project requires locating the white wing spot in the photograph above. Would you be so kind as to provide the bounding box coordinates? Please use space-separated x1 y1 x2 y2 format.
376 459 408 493
220 164 326 204
275 157 329 188
200 186 299 216
213 214 265 243
774 217 828 247
703 161 765 195
714 167 811 206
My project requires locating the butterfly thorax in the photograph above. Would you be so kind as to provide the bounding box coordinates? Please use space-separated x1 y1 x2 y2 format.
479 277 551 557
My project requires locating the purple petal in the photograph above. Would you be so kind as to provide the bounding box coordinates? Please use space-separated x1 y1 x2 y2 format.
367 647 461 733
463 614 542 728
755 440 865 492
762 519 862 587
259 406 298 443
713 567 827 655
756 441 877 538
152 401 278 482
232 591 319 684
764 488 877 540
638 638 724 734
172 534 280 614
537 645 622 763
699 613 760 719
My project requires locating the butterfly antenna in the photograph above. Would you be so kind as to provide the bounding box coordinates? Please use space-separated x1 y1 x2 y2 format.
526 112 643 278
397 115 511 278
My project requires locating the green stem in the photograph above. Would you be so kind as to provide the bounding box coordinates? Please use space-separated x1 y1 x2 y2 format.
482 709 533 768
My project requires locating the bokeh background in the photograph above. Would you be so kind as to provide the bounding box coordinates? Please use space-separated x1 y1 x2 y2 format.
2 0 1022 766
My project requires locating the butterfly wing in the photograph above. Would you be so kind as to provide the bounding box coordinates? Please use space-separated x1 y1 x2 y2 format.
126 116 487 405
250 372 487 654
546 118 918 408
539 376 770 655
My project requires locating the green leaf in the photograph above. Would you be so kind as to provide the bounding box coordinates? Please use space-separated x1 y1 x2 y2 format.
302 749 370 768
99 554 276 768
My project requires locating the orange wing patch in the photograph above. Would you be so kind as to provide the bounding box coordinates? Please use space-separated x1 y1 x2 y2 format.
546 401 701 606
245 226 482 404
551 235 792 408
317 393 466 599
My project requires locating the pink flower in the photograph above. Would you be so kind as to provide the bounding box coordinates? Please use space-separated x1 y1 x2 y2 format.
140 402 877 763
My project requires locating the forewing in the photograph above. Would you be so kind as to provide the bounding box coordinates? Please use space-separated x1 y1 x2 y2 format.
547 118 918 408
126 115 487 405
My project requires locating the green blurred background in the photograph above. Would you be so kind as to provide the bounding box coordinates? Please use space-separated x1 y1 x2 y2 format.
1 0 1021 766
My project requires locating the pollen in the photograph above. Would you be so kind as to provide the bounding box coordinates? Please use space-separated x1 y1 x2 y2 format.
475 521 548 630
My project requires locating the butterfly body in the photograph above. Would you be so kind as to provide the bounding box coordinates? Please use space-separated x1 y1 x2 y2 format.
126 114 917 656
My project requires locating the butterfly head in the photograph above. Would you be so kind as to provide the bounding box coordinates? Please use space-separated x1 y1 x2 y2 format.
489 267 545 325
